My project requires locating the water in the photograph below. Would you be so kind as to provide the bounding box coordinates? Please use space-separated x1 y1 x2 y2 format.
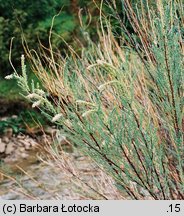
0 148 123 200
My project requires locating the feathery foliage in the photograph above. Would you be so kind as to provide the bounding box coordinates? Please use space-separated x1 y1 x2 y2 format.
8 0 184 199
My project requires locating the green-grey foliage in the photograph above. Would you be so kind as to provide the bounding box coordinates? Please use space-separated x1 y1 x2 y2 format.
8 0 184 199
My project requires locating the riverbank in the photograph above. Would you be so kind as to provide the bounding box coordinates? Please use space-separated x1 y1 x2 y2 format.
0 117 123 200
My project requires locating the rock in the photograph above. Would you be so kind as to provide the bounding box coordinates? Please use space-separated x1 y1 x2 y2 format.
24 143 31 150
20 147 25 152
21 152 29 159
12 141 20 148
2 137 9 144
18 139 29 147
0 138 6 153
5 142 15 155
17 134 25 139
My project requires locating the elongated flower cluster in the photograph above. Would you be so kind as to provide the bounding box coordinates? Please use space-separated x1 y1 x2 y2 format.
51 113 63 122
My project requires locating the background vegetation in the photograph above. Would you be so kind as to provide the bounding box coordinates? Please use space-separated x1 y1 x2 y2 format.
0 0 100 133
1 0 183 199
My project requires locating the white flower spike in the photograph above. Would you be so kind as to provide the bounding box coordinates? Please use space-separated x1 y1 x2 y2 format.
5 74 14 80
27 93 38 99
51 113 63 122
32 100 42 108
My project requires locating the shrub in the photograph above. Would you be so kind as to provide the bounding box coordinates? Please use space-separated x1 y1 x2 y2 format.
7 0 184 199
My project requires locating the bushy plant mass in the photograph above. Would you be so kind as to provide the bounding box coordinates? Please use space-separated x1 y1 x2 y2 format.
7 0 184 199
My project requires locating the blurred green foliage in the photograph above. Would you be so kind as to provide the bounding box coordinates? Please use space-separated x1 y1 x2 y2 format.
0 109 47 135
0 0 157 77
0 0 80 76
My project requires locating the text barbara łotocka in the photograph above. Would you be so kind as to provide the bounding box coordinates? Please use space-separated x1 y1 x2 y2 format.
2 203 100 214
